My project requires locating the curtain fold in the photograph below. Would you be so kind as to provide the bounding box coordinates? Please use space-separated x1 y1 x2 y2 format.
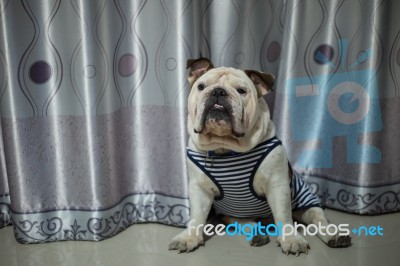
0 0 399 244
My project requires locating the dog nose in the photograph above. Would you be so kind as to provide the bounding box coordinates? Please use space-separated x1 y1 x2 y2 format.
212 87 227 97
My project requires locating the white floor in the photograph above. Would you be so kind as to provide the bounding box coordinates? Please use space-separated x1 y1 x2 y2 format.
1 209 399 266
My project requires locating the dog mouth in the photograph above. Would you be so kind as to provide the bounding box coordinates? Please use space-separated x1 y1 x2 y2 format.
194 100 245 138
206 103 231 124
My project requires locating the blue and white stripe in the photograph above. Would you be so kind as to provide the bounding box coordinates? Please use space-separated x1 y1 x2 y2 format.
187 137 321 218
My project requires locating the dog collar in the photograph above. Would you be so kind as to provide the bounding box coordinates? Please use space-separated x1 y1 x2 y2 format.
205 136 281 158
207 150 241 158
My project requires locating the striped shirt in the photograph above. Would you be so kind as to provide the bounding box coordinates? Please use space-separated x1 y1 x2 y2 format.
187 136 321 218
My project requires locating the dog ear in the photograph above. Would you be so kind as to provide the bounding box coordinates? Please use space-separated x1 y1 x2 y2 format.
187 57 214 86
244 70 275 97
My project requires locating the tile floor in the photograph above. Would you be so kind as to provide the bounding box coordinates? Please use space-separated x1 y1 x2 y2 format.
1 209 399 266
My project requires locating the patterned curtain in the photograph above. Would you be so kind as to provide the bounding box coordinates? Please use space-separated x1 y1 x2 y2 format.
0 0 399 244
275 0 400 215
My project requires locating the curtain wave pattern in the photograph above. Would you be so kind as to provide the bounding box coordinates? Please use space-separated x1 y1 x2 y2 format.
0 0 400 243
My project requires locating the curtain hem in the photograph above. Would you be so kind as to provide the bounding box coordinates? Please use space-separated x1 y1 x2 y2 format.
304 175 400 215
0 194 11 228
10 193 189 244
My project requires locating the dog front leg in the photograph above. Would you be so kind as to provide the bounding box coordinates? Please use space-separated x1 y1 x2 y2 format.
293 207 351 247
169 176 215 253
265 181 310 256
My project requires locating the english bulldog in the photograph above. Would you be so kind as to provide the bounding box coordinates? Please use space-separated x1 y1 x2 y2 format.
169 58 351 255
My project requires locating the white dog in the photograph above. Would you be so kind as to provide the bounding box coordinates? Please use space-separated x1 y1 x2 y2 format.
169 58 351 255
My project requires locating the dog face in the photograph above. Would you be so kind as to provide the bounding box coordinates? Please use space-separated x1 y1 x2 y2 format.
187 58 275 141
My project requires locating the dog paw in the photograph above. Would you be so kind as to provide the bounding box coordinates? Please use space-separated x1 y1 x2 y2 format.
327 235 352 248
277 235 310 256
168 230 204 253
250 235 270 247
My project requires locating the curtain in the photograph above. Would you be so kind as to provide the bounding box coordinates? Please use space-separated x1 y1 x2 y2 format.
275 0 400 215
0 0 399 244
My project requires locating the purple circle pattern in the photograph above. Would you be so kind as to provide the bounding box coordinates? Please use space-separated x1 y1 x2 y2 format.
267 42 281 63
314 45 334 65
83 65 96 78
234 52 245 65
29 60 52 84
356 51 368 64
166 58 177 71
118 53 137 77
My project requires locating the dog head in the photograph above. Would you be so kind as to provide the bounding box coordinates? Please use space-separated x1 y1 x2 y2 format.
186 57 275 150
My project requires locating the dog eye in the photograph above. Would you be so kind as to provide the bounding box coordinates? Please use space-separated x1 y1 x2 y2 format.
197 83 205 91
237 88 246 94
